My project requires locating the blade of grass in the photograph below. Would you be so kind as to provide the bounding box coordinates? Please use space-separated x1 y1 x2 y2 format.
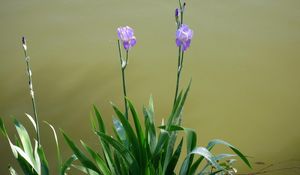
61 131 100 174
81 141 111 175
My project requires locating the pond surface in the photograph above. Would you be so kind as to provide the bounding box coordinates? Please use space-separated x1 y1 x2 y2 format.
0 0 300 174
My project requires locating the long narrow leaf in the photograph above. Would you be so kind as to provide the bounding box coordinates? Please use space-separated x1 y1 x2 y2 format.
61 131 100 174
127 99 147 171
81 141 111 175
25 113 37 132
206 139 251 168
60 155 77 175
96 131 140 174
13 119 35 166
44 121 62 169
166 138 183 174
180 147 222 175
153 130 169 158
92 106 116 175
8 166 19 175
111 103 141 163
37 146 49 175
72 164 99 175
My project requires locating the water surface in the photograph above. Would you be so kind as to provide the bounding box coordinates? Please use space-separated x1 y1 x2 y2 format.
1 0 300 174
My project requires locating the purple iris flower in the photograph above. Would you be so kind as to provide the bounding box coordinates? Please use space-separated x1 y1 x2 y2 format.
176 24 193 51
117 26 136 51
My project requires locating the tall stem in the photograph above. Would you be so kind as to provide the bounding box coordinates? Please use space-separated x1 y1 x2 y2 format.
173 1 185 107
173 47 182 106
23 48 41 147
117 40 129 119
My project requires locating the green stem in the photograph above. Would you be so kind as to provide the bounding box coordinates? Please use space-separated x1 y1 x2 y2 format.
173 47 182 106
23 50 41 147
178 0 184 25
173 0 185 107
117 40 129 119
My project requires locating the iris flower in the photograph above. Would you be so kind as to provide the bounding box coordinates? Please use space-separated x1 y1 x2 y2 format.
117 26 136 51
176 24 193 51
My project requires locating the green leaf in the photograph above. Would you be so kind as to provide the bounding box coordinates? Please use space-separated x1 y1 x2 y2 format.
8 166 18 175
37 146 49 175
185 128 196 154
61 131 100 174
96 131 140 174
127 100 145 143
172 91 183 114
167 80 191 129
127 99 147 171
113 150 128 175
81 141 111 175
180 147 222 175
143 105 156 154
72 164 100 175
162 132 177 174
93 106 106 133
44 121 62 170
0 117 8 137
166 138 183 174
153 130 169 158
148 95 154 114
33 140 41 174
184 128 197 174
111 103 141 163
158 125 184 132
13 118 35 166
0 118 37 174
206 139 251 168
93 106 116 175
60 154 77 175
113 118 127 144
25 113 37 132
214 154 236 161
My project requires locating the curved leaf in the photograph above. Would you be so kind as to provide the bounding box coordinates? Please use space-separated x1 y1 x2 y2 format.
61 131 100 174
180 147 222 175
81 141 111 175
96 131 140 174
60 154 77 175
207 139 251 168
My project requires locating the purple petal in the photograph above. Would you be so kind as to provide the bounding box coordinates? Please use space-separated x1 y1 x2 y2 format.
125 26 134 38
117 27 123 40
187 29 193 39
176 38 181 47
129 37 136 47
181 24 189 31
123 41 130 50
182 39 191 51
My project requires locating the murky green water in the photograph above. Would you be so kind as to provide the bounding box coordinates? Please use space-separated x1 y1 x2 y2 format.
1 0 300 174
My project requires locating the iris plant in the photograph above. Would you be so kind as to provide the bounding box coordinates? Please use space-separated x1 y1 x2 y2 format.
117 26 136 119
0 1 252 175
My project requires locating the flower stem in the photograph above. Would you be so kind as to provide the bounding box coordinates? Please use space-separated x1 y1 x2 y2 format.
173 1 185 107
117 40 129 119
173 47 182 106
23 47 41 147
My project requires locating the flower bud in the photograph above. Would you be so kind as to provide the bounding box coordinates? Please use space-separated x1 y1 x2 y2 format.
175 8 179 18
22 36 27 51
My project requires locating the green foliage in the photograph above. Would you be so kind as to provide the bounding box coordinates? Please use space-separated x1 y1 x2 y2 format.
61 82 251 175
0 115 77 175
0 115 48 175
